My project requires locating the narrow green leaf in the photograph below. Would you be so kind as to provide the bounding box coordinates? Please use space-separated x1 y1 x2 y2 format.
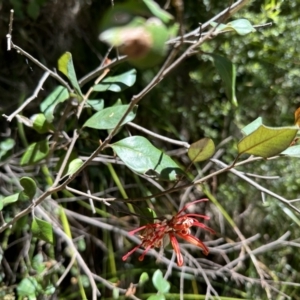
58 52 82 97
20 177 37 199
0 193 19 211
152 269 170 294
83 104 137 130
142 0 173 23
211 54 237 106
188 138 215 162
40 86 69 122
281 145 300 157
65 158 83 177
111 136 183 181
32 113 54 134
20 140 49 165
147 295 165 300
93 69 137 92
31 217 54 244
86 99 104 111
241 117 263 136
139 272 150 285
238 125 298 158
112 287 119 299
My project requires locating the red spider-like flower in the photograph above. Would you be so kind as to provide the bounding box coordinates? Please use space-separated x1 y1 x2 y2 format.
122 199 215 267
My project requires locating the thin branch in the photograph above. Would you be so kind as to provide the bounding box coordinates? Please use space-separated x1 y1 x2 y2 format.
211 158 300 214
127 122 190 148
3 71 50 122
66 186 113 205
6 9 14 51
36 206 100 300
7 43 72 92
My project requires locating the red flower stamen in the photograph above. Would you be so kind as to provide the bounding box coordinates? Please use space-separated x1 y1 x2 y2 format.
122 199 214 266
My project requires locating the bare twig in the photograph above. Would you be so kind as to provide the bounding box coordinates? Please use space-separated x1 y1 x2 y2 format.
3 72 50 122
6 9 14 51
211 158 300 214
66 186 113 205
127 122 190 148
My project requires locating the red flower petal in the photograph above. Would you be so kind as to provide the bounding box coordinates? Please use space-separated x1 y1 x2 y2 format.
122 244 142 261
169 233 183 266
176 232 209 255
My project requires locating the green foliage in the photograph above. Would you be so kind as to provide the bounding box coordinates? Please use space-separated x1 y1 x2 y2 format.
2 0 300 299
40 86 69 122
31 217 54 244
111 136 183 181
210 54 237 106
83 104 138 129
188 138 215 162
58 52 82 98
238 119 298 157
93 69 137 92
20 140 49 165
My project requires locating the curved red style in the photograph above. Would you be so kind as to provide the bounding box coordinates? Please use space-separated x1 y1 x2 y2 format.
122 199 215 267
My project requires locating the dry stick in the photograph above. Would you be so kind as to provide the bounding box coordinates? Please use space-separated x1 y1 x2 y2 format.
11 44 72 92
66 186 113 205
6 9 14 51
211 158 300 214
3 72 50 122
76 64 111 118
127 122 190 148
79 55 126 87
55 254 77 287
169 0 251 43
35 206 100 299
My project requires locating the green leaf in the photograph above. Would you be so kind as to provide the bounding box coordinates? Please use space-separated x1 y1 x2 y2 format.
0 138 15 151
83 104 137 130
0 138 15 160
17 277 41 299
211 54 237 106
139 272 150 285
20 177 37 199
0 193 19 211
112 287 120 299
31 217 54 244
281 145 300 157
86 99 104 111
241 117 263 135
93 69 137 92
188 138 215 162
20 140 49 165
111 136 183 181
58 52 82 97
142 0 173 23
32 253 46 274
32 113 54 134
238 125 298 158
152 269 170 294
40 85 69 122
227 19 256 35
211 19 256 36
65 158 83 177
